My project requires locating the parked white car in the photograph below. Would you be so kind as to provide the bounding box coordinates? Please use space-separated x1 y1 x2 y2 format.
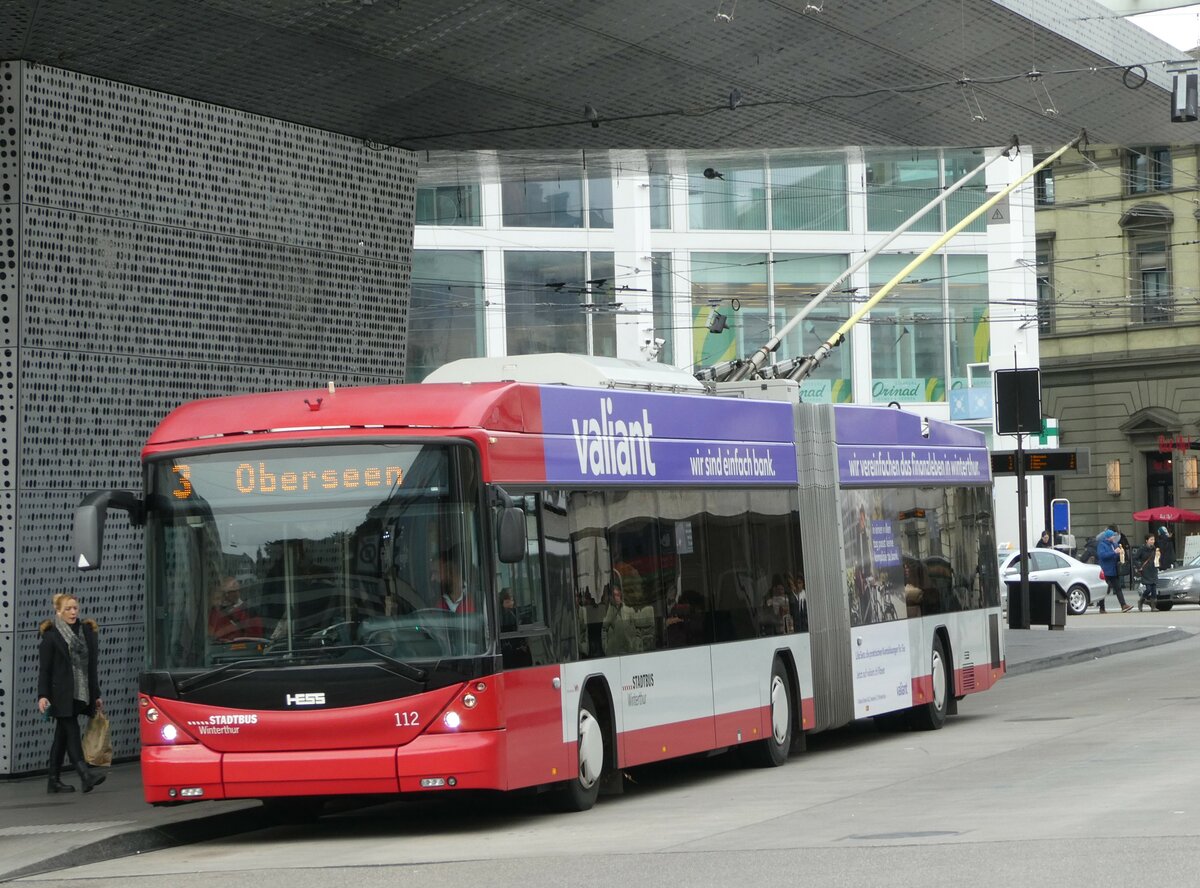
998 547 1108 616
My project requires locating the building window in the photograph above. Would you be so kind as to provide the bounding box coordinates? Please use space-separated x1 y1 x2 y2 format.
589 252 618 356
690 252 768 366
1034 165 1055 206
1133 240 1172 324
415 183 481 226
504 252 618 356
772 253 852 401
505 252 588 353
770 153 848 231
649 163 672 230
942 149 988 233
651 252 675 365
869 253 947 403
407 251 485 381
1126 147 1172 194
501 163 585 228
587 172 614 229
687 159 767 230
1036 237 1055 334
946 255 989 389
865 149 941 233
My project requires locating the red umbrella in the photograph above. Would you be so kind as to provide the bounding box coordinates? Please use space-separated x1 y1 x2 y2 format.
1132 505 1200 522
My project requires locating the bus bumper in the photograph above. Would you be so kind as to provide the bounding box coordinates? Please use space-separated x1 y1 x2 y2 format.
141 732 507 803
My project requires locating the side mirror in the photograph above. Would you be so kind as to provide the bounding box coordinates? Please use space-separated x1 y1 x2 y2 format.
74 490 144 571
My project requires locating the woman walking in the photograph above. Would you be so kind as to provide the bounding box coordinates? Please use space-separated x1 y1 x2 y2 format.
1097 529 1133 613
37 594 106 794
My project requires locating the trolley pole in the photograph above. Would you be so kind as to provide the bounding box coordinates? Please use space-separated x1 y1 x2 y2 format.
789 130 1085 384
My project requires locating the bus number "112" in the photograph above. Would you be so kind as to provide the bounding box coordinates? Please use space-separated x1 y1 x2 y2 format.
394 711 420 727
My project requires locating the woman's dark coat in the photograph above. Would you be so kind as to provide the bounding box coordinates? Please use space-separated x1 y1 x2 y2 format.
37 618 101 718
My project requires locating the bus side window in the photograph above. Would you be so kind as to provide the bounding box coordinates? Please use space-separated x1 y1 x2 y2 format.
496 495 546 632
706 490 758 642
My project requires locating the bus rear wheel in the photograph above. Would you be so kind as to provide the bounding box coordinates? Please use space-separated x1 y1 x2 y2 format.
910 635 949 731
557 689 603 812
743 659 793 768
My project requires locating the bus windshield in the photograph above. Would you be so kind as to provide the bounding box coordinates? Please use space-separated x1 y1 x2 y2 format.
144 442 490 671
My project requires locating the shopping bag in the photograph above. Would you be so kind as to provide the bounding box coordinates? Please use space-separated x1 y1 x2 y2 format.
82 711 113 767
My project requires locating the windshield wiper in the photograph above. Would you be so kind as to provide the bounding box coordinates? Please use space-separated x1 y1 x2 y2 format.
178 644 428 694
284 643 429 682
178 655 292 694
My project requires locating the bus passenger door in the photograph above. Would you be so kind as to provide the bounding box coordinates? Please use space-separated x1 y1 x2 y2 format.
498 494 569 789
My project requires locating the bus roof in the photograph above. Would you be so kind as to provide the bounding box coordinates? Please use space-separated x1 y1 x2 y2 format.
144 382 537 450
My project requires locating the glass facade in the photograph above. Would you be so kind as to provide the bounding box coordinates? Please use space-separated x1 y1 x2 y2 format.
412 148 1010 409
501 169 585 228
773 253 852 401
770 153 848 231
416 183 481 226
943 149 988 233
505 251 588 353
947 255 989 389
690 252 768 368
651 252 675 366
407 250 485 382
869 253 947 403
866 149 941 233
688 158 767 230
504 251 618 356
649 161 672 230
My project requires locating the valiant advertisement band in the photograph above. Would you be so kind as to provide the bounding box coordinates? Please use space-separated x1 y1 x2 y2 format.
538 387 798 486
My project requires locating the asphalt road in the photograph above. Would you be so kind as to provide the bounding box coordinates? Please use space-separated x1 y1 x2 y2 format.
21 622 1200 888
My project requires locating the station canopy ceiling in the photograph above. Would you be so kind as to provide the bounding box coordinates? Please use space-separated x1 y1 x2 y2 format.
3 0 1194 152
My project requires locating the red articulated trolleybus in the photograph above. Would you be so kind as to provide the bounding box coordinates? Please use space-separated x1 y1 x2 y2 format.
75 354 1004 811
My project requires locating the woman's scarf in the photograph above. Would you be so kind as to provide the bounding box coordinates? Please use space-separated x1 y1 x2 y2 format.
53 615 90 705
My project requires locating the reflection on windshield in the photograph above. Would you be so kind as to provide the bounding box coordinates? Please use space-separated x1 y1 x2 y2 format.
145 442 489 670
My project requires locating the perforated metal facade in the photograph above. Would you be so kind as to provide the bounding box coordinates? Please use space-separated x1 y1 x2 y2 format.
0 61 417 775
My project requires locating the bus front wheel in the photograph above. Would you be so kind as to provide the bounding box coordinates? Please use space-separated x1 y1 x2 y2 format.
557 689 603 812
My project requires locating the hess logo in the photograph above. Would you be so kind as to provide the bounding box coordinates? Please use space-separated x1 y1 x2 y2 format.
286 692 326 706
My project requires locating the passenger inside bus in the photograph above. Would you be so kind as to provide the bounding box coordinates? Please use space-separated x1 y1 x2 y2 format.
601 575 638 654
499 587 519 632
789 574 808 632
762 574 794 634
208 576 263 641
665 589 705 648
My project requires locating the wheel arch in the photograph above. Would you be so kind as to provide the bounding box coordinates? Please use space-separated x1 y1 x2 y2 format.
772 647 805 750
932 625 958 716
581 675 618 771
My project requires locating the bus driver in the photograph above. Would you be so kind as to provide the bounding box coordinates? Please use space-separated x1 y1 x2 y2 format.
432 547 474 614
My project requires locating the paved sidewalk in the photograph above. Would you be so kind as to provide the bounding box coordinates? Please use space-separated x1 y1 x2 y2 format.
2 620 1194 882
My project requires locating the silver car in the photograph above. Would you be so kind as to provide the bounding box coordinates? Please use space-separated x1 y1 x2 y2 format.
999 548 1108 616
1140 553 1200 611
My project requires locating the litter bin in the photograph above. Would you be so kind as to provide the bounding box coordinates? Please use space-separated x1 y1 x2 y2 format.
1006 580 1067 630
